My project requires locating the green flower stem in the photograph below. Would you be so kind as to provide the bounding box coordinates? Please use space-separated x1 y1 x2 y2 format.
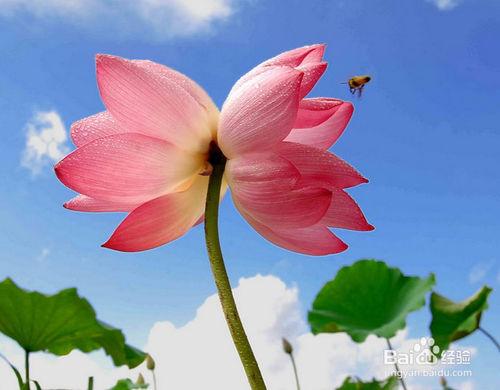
204 154 267 390
24 350 30 390
385 338 407 390
289 352 301 390
478 327 500 352
87 376 94 390
152 370 158 390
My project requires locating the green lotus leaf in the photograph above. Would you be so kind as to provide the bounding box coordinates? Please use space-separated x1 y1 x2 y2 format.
0 278 145 368
308 259 435 342
430 285 492 352
110 379 148 390
336 376 399 389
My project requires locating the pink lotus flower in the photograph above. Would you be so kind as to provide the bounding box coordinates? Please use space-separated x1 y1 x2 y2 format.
55 44 373 255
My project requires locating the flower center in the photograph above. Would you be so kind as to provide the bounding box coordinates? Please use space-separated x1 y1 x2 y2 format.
208 141 226 166
200 141 227 176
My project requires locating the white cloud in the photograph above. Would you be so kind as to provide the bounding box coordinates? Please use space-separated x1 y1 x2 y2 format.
35 247 51 262
468 260 496 284
0 0 239 39
0 0 95 17
135 0 233 37
457 381 475 390
0 275 476 389
427 0 462 11
21 110 68 176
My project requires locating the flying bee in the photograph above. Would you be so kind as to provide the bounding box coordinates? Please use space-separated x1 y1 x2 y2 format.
344 75 371 97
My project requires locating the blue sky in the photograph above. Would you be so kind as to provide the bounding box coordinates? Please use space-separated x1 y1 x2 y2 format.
0 0 499 388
